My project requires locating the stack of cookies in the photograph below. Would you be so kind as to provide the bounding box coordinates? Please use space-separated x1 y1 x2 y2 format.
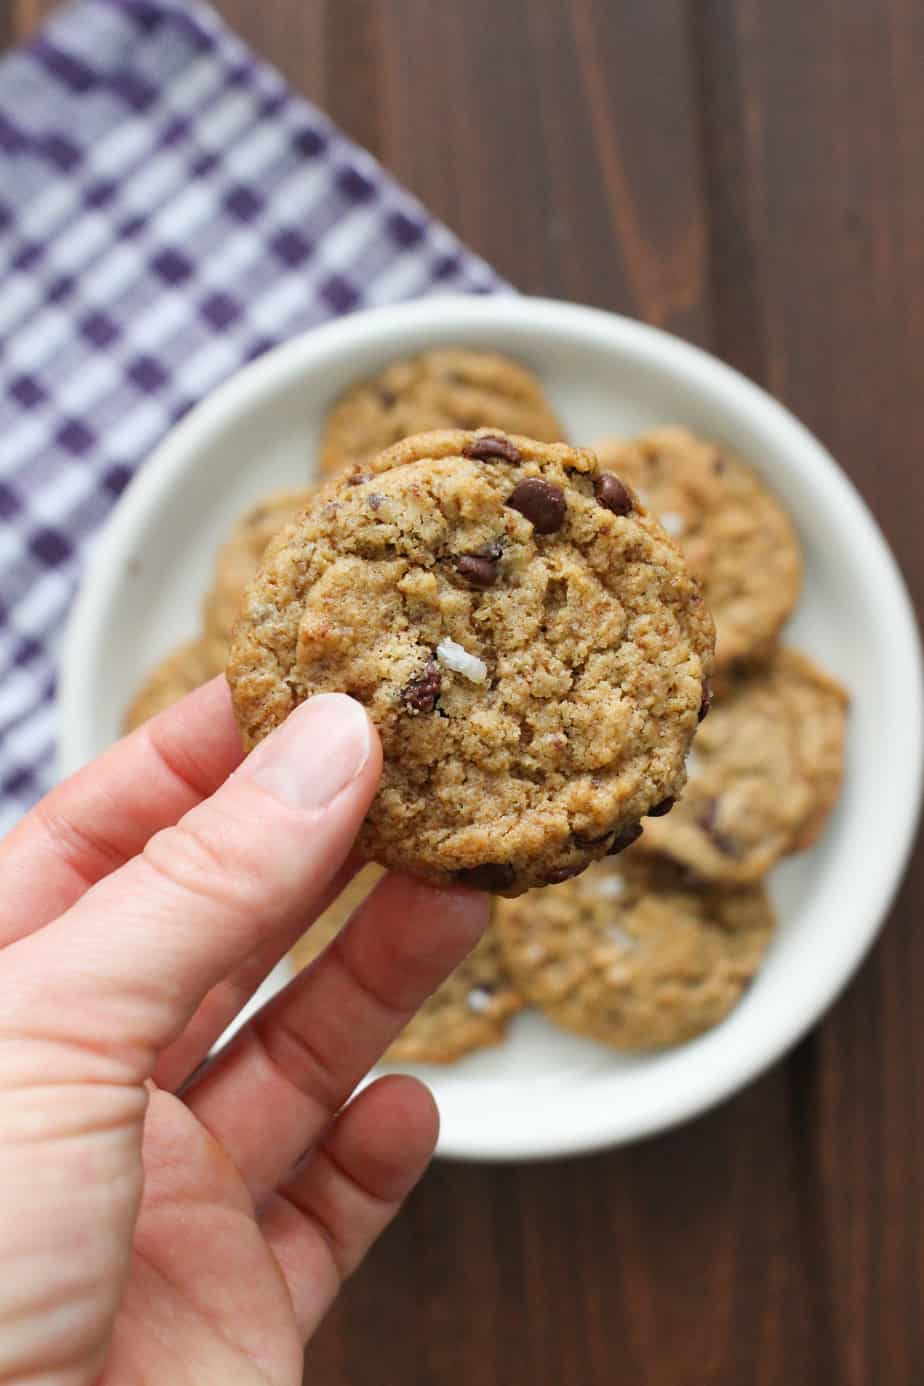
124 349 847 1064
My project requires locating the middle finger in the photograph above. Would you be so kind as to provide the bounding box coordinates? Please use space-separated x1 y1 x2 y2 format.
181 873 487 1204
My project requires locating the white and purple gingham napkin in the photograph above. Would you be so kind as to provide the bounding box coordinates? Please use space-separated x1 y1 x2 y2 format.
0 0 505 835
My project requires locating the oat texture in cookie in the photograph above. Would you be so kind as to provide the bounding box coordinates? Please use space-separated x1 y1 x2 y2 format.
203 489 313 672
496 853 774 1050
638 648 848 884
594 429 802 670
123 639 212 732
319 348 564 477
228 428 714 895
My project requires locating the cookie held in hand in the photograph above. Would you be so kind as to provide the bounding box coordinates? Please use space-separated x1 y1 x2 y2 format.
228 429 714 895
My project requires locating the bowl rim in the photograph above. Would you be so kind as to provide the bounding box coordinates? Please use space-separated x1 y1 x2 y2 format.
59 295 924 1160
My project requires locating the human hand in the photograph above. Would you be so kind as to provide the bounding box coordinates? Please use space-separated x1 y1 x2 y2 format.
0 681 486 1384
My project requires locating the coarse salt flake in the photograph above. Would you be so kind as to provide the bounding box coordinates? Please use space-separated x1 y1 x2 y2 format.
436 637 487 684
466 986 493 1014
605 921 638 954
658 510 686 537
596 874 627 899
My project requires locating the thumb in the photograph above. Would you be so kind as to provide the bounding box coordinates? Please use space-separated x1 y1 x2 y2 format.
6 694 382 1083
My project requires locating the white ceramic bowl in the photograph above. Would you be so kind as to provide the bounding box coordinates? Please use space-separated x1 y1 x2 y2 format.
59 296 923 1161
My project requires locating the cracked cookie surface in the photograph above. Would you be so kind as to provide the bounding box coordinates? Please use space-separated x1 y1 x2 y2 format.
320 348 564 478
496 853 774 1049
638 648 848 884
594 428 802 670
228 428 714 895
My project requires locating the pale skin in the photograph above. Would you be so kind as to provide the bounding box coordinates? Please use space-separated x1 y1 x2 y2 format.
0 681 487 1384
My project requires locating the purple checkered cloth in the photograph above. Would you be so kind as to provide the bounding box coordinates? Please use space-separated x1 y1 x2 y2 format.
0 0 504 835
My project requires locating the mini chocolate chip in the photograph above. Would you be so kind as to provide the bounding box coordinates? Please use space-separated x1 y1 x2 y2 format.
544 864 585 885
698 798 739 857
647 796 675 817
712 456 726 474
594 473 633 515
380 388 397 408
455 553 498 587
573 829 614 848
462 435 522 464
671 861 710 889
698 685 712 722
368 492 385 511
347 471 371 485
456 863 516 892
401 658 441 713
607 823 644 856
507 477 566 534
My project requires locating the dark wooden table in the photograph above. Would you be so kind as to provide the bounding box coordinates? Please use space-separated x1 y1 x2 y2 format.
8 2 924 1381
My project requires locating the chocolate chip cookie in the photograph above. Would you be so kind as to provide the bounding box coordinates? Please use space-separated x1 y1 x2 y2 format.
203 489 313 672
319 348 564 478
123 639 212 732
288 871 521 1063
228 428 715 895
593 429 802 670
638 648 848 884
496 854 774 1050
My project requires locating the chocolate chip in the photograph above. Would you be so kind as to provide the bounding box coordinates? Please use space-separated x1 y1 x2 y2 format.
507 477 566 534
607 823 644 856
544 864 585 885
698 798 739 857
455 553 498 587
647 796 675 817
698 685 712 722
401 658 441 713
456 863 516 892
347 472 371 485
368 492 385 511
380 388 397 408
462 435 522 464
669 861 710 890
594 473 633 515
573 829 614 848
712 456 726 475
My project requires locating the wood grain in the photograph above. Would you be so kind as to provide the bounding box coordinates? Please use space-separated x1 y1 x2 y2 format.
5 1 923 1382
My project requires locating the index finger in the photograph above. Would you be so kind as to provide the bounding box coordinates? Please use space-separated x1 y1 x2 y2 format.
0 676 243 948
